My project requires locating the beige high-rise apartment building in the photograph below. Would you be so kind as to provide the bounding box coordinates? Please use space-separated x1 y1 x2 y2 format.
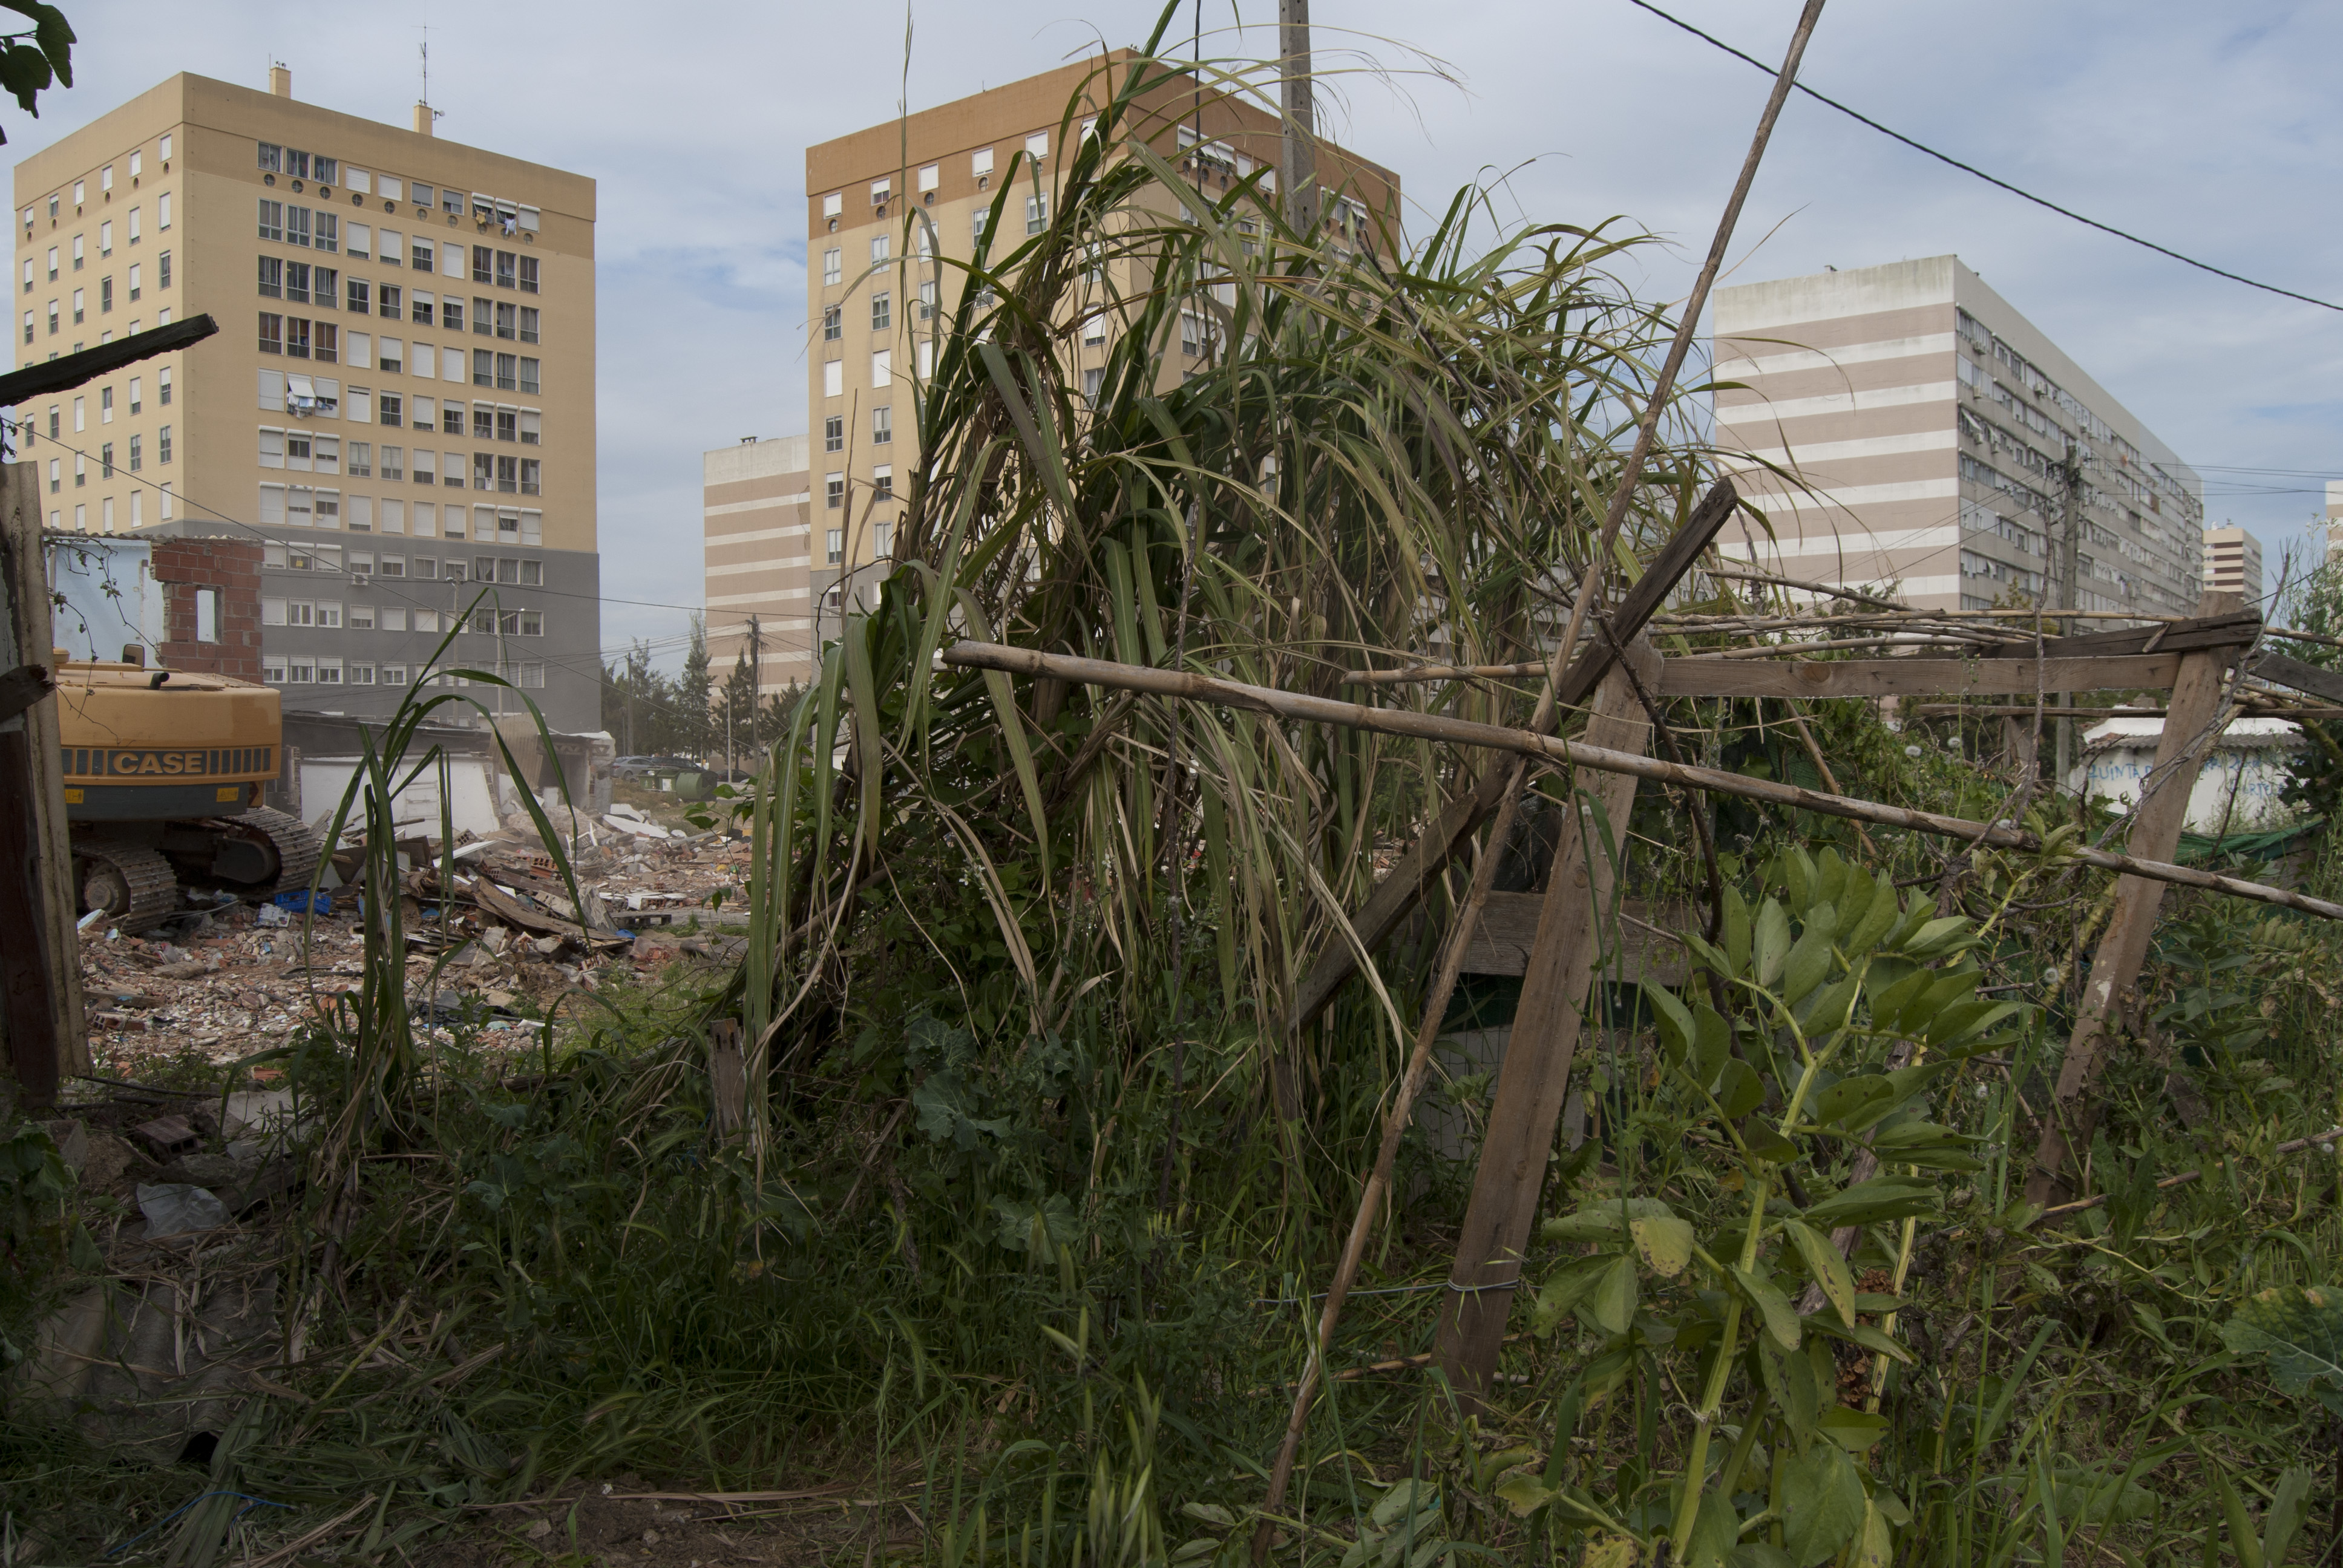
801 54 1397 633
703 434 813 696
2325 480 2343 564
11 69 601 730
2201 526 2262 602
1711 256 2201 619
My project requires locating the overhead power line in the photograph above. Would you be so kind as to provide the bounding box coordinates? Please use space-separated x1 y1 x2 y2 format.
1627 0 2343 315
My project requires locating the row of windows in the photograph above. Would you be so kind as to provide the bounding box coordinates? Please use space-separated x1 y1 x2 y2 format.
24 198 170 288
257 488 543 541
264 543 543 583
262 598 545 636
266 268 542 340
260 431 543 493
821 523 893 564
258 202 541 290
46 492 171 532
26 253 170 338
255 317 542 390
28 371 170 446
263 659 548 689
260 144 545 237
821 347 934 397
821 408 892 451
821 466 896 508
45 431 171 491
27 139 171 230
816 131 1063 226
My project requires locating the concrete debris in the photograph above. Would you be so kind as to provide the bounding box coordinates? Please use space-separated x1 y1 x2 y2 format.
137 1181 229 1236
78 789 753 1073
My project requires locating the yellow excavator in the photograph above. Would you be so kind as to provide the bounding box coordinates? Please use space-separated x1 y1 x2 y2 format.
52 646 321 933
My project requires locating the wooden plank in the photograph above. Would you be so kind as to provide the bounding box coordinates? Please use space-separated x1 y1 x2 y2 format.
1432 642 1657 1409
940 641 2343 924
0 459 82 1106
1979 610 2260 659
1462 892 1688 984
1286 480 1740 1031
1657 654 2184 699
0 315 217 407
2250 650 2343 707
2024 593 2239 1206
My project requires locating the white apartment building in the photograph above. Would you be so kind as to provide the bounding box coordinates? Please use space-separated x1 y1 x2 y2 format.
1712 256 2202 618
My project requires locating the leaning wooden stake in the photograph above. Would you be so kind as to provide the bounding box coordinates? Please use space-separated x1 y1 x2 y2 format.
2025 591 2240 1206
940 641 2343 924
1432 643 1656 1409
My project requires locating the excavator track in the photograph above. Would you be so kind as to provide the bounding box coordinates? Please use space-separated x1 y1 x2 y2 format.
209 807 325 898
75 842 180 935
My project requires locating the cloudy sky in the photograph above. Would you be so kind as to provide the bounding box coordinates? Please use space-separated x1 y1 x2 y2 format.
24 1 2342 664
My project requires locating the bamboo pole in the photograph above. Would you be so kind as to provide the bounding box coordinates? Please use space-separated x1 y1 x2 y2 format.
940 641 2343 924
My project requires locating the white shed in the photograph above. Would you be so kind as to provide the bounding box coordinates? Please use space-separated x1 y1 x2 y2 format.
2070 714 2307 834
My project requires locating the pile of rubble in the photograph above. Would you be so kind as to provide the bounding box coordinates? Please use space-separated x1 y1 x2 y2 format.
80 809 758 1072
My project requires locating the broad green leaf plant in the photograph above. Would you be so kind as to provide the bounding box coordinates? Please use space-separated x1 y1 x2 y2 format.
1510 847 2027 1566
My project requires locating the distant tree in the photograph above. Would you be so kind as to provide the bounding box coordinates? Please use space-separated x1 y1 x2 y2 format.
676 615 713 759
2276 555 2343 825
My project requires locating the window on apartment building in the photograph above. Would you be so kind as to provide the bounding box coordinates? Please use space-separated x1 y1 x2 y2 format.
871 405 891 445
70 287 81 324
870 235 889 264
517 306 537 343
821 416 844 454
494 408 518 443
518 410 540 445
284 206 312 249
128 377 140 414
43 247 54 281
315 212 338 253
99 441 112 478
44 299 54 335
128 263 140 302
469 295 490 334
870 291 890 331
823 304 842 342
99 276 110 313
433 296 457 332
471 244 491 284
126 432 141 472
283 261 312 305
71 396 81 433
518 256 538 294
348 441 372 476
822 247 841 286
158 425 171 463
471 348 491 387
99 385 111 423
871 349 890 388
496 251 516 289
518 358 539 394
919 279 937 321
70 234 82 269
284 318 311 359
871 465 893 501
258 312 284 353
98 219 110 256
406 288 431 325
496 301 517 339
19 310 30 345
823 359 843 399
826 528 844 564
409 237 432 272
824 472 844 509
1026 195 1049 235
378 283 402 319
471 404 493 440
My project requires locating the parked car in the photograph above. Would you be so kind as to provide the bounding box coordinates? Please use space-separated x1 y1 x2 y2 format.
613 755 703 780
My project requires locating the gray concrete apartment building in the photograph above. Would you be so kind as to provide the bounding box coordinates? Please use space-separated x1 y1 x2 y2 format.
1711 256 2202 618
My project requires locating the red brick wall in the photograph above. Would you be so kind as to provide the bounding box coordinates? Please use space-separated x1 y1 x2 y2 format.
152 538 263 681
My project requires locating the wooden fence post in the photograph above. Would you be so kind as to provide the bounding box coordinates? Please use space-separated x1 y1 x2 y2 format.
1431 639 1658 1408
0 460 85 1107
2025 590 2241 1207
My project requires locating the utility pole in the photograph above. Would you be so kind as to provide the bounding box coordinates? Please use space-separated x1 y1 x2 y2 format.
747 615 762 760
1279 0 1318 237
2054 436 2083 789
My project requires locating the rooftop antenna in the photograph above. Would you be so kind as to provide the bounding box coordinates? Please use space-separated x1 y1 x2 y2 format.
418 27 445 127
